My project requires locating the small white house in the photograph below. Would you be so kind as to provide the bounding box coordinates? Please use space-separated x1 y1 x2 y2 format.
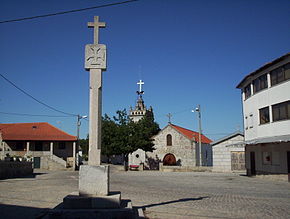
211 132 245 172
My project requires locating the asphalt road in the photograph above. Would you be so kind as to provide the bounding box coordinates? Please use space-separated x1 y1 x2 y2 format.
0 167 289 219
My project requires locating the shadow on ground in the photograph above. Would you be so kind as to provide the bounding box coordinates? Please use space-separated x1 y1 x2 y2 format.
0 203 49 219
0 172 47 181
135 196 209 209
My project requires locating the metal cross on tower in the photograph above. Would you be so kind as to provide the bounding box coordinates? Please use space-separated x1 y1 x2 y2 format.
137 80 144 93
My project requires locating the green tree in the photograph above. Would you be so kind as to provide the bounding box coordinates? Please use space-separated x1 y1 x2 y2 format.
79 134 89 160
101 114 119 161
101 109 160 168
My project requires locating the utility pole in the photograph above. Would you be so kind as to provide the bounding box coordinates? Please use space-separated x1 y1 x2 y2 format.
76 114 87 169
192 105 202 166
197 105 202 166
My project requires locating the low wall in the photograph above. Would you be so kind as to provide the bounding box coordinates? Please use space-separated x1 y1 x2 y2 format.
159 163 212 172
0 161 33 179
254 174 289 182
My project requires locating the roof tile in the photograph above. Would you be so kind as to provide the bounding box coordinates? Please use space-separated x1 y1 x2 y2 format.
0 122 77 141
170 124 212 144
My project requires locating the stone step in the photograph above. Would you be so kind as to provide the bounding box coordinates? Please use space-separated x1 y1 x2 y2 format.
63 191 121 209
46 199 137 219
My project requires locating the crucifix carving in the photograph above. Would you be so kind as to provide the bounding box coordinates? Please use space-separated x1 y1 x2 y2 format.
88 16 106 44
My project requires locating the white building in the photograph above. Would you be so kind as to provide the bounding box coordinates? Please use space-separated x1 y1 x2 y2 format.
236 53 290 176
211 132 245 172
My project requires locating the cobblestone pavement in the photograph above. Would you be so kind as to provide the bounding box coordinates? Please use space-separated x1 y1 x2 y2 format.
110 171 290 219
0 167 289 219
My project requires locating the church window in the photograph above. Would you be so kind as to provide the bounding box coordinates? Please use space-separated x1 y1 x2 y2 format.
166 134 172 146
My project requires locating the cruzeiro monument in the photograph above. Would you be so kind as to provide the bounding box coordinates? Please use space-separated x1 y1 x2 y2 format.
80 15 109 196
48 16 136 218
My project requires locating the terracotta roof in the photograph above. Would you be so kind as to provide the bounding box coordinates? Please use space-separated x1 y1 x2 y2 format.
0 122 77 141
170 124 212 144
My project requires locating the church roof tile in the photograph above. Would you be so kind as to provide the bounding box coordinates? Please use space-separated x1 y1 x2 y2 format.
170 124 212 144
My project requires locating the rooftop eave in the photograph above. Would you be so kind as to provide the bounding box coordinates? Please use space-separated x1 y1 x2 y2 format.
236 52 290 89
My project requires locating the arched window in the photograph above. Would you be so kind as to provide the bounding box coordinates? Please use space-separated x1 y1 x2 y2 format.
166 134 172 146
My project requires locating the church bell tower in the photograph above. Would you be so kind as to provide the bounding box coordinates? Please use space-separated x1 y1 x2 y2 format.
129 80 152 122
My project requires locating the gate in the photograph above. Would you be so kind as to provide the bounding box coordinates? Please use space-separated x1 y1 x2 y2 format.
231 151 245 171
163 153 176 166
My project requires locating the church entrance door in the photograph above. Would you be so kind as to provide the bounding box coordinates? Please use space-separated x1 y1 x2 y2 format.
163 153 176 166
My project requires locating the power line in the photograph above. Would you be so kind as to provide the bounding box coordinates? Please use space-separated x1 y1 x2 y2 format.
0 0 138 24
0 73 77 116
0 111 74 118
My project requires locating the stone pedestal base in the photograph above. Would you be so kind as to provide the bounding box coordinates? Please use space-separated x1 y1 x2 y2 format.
79 165 109 196
63 191 121 209
44 164 141 218
47 199 137 219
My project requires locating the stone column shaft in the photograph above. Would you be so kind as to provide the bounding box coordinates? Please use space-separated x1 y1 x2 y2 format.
88 68 102 166
0 133 3 159
50 142 53 156
26 142 30 152
73 142 76 169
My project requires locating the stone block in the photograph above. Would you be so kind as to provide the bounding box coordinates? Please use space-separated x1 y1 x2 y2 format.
63 192 92 209
91 192 121 209
63 192 121 209
79 165 109 196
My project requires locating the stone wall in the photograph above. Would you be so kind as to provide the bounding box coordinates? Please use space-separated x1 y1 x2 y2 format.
159 163 212 172
0 161 33 179
54 141 74 160
146 125 196 169
39 156 67 170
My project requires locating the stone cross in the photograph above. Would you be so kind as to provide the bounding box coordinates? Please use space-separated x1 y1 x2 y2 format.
85 16 106 166
137 80 144 93
88 16 106 44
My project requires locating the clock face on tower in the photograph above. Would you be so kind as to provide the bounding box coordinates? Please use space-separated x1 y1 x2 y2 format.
85 44 106 70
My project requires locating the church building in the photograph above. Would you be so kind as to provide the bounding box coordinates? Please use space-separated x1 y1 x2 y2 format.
128 80 213 171
146 123 213 170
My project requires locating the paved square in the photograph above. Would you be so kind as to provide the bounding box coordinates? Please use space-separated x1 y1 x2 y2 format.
0 167 289 218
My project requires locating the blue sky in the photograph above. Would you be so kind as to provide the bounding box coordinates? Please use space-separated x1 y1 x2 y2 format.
1 0 290 140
